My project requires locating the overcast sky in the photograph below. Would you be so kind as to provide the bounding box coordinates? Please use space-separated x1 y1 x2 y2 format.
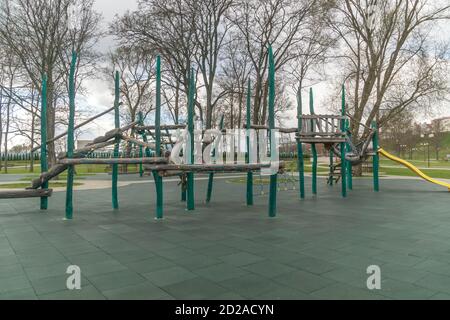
43 0 450 143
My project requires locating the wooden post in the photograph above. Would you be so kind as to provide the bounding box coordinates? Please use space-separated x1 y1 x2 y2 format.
246 79 254 206
153 55 164 218
268 45 277 217
372 121 379 192
297 91 305 199
340 84 347 198
112 71 120 209
206 114 224 203
186 68 195 211
40 74 49 210
310 88 318 195
65 51 77 219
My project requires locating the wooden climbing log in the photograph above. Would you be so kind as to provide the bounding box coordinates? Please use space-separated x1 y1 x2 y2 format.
120 135 155 149
145 162 285 173
243 124 298 134
58 157 168 165
135 124 185 131
0 189 53 199
31 140 116 190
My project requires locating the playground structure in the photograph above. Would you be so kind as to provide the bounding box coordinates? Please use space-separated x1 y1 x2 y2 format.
0 45 448 218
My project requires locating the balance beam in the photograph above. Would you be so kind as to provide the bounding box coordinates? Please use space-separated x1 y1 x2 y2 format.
0 189 53 199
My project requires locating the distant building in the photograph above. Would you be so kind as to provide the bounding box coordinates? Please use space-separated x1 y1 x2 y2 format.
431 117 450 132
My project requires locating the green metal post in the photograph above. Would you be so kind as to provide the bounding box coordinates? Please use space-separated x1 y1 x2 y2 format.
112 71 120 209
268 45 277 217
186 68 195 211
297 91 305 199
329 150 333 186
372 121 379 192
245 79 254 206
346 118 353 190
40 74 48 210
65 51 77 219
206 114 224 203
340 84 347 198
309 88 317 195
153 56 164 219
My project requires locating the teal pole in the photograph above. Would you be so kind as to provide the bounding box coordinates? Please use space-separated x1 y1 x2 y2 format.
328 150 333 186
153 56 164 218
340 84 347 198
345 118 353 190
65 51 77 219
186 68 195 211
309 88 317 195
40 74 48 210
112 71 120 209
268 45 277 217
246 79 254 206
297 91 305 199
372 121 379 192
206 114 224 203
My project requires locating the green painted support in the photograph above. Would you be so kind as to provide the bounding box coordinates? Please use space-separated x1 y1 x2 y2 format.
245 79 254 206
65 51 77 219
112 71 120 209
40 74 48 210
296 91 305 199
328 150 333 186
372 121 380 192
186 68 195 211
345 118 353 190
137 111 149 177
139 144 144 177
153 56 164 219
309 88 317 195
206 114 224 203
340 84 347 198
268 45 277 217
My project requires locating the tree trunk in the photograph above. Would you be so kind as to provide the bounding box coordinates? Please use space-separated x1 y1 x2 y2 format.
205 86 213 129
4 93 10 174
46 72 57 169
175 82 180 124
353 163 363 176
261 80 269 125
0 89 3 171
253 75 262 124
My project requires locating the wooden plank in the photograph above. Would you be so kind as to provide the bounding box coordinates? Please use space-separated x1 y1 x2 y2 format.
0 189 53 199
145 162 285 173
296 137 346 143
136 124 186 131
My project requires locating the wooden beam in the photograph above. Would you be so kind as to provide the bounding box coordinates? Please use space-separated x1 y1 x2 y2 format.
58 157 168 165
136 124 186 131
145 162 285 173
0 189 53 199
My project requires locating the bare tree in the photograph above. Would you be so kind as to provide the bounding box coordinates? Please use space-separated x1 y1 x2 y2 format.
112 0 197 115
329 0 450 141
190 0 233 128
0 0 102 167
228 0 319 124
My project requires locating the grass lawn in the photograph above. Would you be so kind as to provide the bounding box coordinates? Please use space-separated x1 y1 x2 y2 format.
0 182 83 189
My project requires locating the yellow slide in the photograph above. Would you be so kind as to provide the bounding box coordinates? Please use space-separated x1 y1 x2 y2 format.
378 148 450 192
